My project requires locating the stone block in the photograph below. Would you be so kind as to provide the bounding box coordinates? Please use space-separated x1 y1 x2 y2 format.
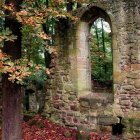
58 110 67 117
63 76 69 82
69 92 77 95
100 126 112 133
131 64 140 71
68 95 77 101
80 100 89 107
62 94 68 100
114 71 127 84
120 89 128 94
80 107 90 114
51 114 60 122
53 103 60 109
120 100 130 106
122 85 134 91
64 85 73 92
44 104 51 113
132 101 140 108
55 76 63 84
52 94 60 100
73 117 78 124
65 116 73 123
57 84 63 90
127 72 139 79
67 111 74 116
59 102 67 109
70 104 79 111
57 90 63 94
46 91 51 96
127 78 134 85
104 105 113 115
120 95 129 100
135 89 140 94
98 115 118 126
73 112 81 117
133 119 140 127
134 79 140 88
88 116 97 123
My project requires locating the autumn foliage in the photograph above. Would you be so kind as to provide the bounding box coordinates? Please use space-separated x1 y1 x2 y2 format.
21 115 114 140
22 115 77 140
0 0 79 84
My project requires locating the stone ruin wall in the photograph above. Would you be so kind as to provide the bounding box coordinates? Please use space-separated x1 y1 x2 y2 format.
44 0 140 138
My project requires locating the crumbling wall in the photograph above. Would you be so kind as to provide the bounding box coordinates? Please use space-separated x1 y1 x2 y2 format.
45 0 140 137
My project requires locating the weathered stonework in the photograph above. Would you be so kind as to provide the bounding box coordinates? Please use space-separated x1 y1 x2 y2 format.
0 76 2 125
45 0 140 138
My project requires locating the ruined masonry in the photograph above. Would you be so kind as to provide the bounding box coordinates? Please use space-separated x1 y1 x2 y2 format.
45 0 140 138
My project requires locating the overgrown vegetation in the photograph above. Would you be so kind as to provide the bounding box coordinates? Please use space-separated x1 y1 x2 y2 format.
89 18 112 83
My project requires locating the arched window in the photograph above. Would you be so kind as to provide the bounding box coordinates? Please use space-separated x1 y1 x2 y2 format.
89 18 113 93
75 6 114 98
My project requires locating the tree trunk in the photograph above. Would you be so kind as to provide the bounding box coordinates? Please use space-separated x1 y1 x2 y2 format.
2 75 23 140
2 0 23 139
94 22 101 77
101 19 107 75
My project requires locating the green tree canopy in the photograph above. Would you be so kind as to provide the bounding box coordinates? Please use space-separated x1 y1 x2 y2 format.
89 18 112 82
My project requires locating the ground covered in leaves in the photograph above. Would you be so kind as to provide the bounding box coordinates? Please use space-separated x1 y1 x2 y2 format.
1 115 140 140
22 115 113 140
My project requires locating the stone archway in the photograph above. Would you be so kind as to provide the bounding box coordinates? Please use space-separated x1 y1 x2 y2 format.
69 5 119 130
75 6 115 99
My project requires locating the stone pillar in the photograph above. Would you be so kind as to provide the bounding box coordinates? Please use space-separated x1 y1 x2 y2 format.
76 22 91 96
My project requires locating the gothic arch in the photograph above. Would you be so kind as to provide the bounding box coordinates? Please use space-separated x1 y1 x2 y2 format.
75 5 118 98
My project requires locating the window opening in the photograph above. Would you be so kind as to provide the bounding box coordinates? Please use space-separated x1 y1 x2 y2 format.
89 18 113 93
